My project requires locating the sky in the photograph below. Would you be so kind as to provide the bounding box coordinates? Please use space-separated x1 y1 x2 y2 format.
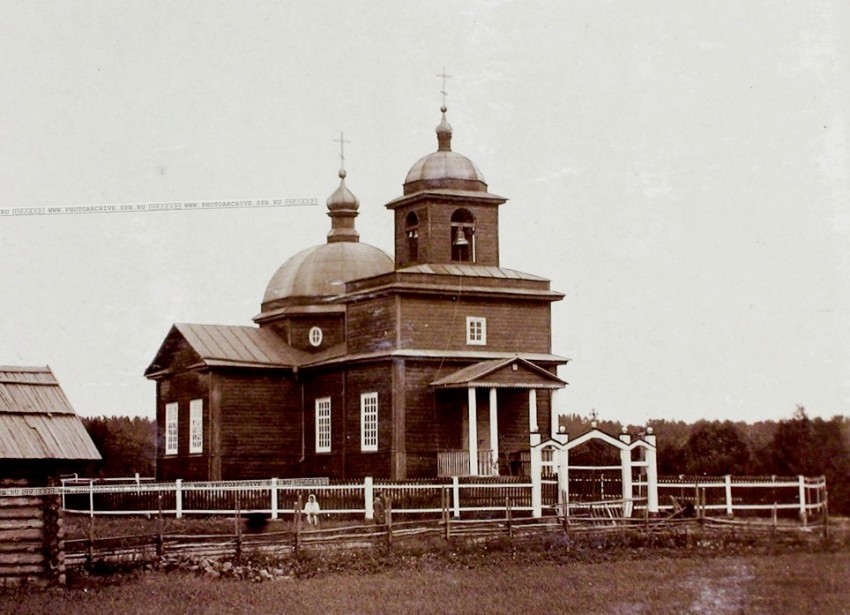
1 1 848 426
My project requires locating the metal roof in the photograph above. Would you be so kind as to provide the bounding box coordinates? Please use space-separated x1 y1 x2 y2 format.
396 264 549 281
262 242 393 304
174 323 306 367
0 366 101 460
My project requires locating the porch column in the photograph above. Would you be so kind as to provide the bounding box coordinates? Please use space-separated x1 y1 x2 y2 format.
528 389 538 433
550 388 561 438
489 388 498 474
467 387 478 476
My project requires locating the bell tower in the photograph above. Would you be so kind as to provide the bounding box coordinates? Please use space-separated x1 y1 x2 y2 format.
385 104 507 269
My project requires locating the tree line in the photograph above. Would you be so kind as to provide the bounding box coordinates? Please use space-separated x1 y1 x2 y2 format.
82 407 850 514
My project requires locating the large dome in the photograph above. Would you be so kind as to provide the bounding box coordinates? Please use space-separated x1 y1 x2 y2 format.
262 242 393 304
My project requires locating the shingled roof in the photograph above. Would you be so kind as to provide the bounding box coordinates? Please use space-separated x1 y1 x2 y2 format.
0 366 101 460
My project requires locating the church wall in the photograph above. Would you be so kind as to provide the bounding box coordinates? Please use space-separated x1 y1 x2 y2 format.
346 296 397 355
402 361 464 478
287 315 345 352
302 370 344 478
399 296 551 353
342 362 394 478
217 371 301 480
156 370 209 481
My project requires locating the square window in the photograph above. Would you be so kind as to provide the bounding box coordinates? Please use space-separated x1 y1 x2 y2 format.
165 402 178 455
466 316 487 345
361 392 378 452
315 397 331 453
189 399 203 454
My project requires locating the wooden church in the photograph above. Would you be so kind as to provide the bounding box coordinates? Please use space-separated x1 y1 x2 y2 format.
146 104 569 481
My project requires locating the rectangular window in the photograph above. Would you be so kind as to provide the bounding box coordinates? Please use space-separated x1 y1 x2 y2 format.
315 397 331 453
361 392 378 452
466 316 487 345
165 402 178 455
189 399 203 454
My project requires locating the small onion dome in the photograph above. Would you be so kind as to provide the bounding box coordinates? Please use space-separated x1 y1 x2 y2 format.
326 168 360 243
262 242 393 303
326 169 359 212
403 106 488 195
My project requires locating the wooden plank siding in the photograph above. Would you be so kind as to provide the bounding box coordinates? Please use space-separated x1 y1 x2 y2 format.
217 371 301 480
156 369 209 481
287 315 345 353
345 296 398 355
341 362 394 479
301 370 343 478
399 296 552 353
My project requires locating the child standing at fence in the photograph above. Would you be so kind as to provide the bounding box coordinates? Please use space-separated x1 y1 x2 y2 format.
304 493 321 527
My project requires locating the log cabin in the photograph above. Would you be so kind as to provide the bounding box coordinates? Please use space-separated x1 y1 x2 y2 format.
145 105 569 481
0 365 101 585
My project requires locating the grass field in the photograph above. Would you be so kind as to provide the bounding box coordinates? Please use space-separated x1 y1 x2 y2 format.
2 550 848 614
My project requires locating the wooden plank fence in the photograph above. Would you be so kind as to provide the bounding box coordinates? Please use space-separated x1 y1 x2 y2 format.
61 492 832 569
0 474 827 522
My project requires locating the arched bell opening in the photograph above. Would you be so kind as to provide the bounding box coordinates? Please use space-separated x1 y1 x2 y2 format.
450 208 475 262
405 211 419 262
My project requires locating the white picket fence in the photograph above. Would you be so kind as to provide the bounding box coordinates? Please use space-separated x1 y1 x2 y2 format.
37 474 829 521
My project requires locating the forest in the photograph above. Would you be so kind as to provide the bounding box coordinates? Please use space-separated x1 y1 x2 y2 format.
82 406 850 515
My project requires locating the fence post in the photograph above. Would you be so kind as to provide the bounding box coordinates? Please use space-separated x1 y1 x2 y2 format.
270 478 279 520
530 445 542 518
644 431 659 514
452 476 460 519
386 497 393 547
89 479 95 518
294 493 302 556
157 493 164 563
724 475 733 517
175 479 183 519
823 485 830 544
443 488 451 540
87 512 95 566
234 492 242 560
364 476 374 521
798 475 807 527
506 496 513 538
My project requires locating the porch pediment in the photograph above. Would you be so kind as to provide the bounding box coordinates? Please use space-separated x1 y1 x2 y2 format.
430 356 566 389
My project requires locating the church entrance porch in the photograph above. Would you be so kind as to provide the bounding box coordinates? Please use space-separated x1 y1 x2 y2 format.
430 357 566 478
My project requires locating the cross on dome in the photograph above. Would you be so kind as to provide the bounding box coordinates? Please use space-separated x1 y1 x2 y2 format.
436 68 452 109
333 131 351 174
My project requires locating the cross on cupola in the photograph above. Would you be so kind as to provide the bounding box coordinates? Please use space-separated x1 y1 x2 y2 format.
334 131 350 172
436 68 452 109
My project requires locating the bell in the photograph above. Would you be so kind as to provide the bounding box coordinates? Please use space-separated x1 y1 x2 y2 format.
453 227 469 246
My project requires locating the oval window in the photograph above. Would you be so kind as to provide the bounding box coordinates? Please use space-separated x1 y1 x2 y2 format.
309 326 323 347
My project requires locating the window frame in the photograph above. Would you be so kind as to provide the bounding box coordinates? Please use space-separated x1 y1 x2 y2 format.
466 316 487 346
315 397 332 453
309 326 324 347
165 402 178 455
189 399 203 454
360 392 379 452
